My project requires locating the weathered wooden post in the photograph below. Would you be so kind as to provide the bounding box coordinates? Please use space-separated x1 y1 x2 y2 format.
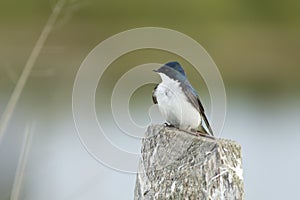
134 124 244 200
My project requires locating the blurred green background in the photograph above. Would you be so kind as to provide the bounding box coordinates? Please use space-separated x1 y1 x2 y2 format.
0 0 299 199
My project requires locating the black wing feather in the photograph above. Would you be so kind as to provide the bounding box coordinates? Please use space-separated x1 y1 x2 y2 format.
181 82 214 136
152 84 158 104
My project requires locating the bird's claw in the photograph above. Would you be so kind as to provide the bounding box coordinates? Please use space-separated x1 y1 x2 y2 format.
164 123 175 128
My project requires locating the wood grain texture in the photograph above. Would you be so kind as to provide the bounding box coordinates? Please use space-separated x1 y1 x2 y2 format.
135 125 244 200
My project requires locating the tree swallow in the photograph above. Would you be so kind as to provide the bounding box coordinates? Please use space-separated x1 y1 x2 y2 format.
152 61 214 136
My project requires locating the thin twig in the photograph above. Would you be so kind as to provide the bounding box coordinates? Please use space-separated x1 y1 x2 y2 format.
0 0 66 144
10 121 36 200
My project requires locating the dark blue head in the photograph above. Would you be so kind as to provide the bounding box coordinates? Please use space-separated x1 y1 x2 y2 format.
165 61 186 76
153 61 186 79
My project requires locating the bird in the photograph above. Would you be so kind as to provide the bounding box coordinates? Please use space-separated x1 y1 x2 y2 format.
152 61 214 136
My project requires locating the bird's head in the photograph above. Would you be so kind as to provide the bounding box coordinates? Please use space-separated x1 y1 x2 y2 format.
153 61 186 78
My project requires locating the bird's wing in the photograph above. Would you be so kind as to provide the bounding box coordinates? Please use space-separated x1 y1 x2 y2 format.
152 84 158 104
181 82 214 136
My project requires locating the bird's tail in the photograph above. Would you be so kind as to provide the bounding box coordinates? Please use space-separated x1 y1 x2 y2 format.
199 114 214 136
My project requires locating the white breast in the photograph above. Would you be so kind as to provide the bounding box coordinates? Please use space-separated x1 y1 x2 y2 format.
154 73 201 130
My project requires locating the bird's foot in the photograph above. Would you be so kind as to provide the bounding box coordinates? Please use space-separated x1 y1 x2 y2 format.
164 123 175 128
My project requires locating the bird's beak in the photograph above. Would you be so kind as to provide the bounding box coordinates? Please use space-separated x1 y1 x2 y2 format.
153 69 158 73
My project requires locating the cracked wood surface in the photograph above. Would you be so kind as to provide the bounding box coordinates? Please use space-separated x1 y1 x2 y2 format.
134 124 244 200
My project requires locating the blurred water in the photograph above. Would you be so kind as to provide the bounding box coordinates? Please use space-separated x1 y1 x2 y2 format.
0 86 299 199
223 92 300 200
